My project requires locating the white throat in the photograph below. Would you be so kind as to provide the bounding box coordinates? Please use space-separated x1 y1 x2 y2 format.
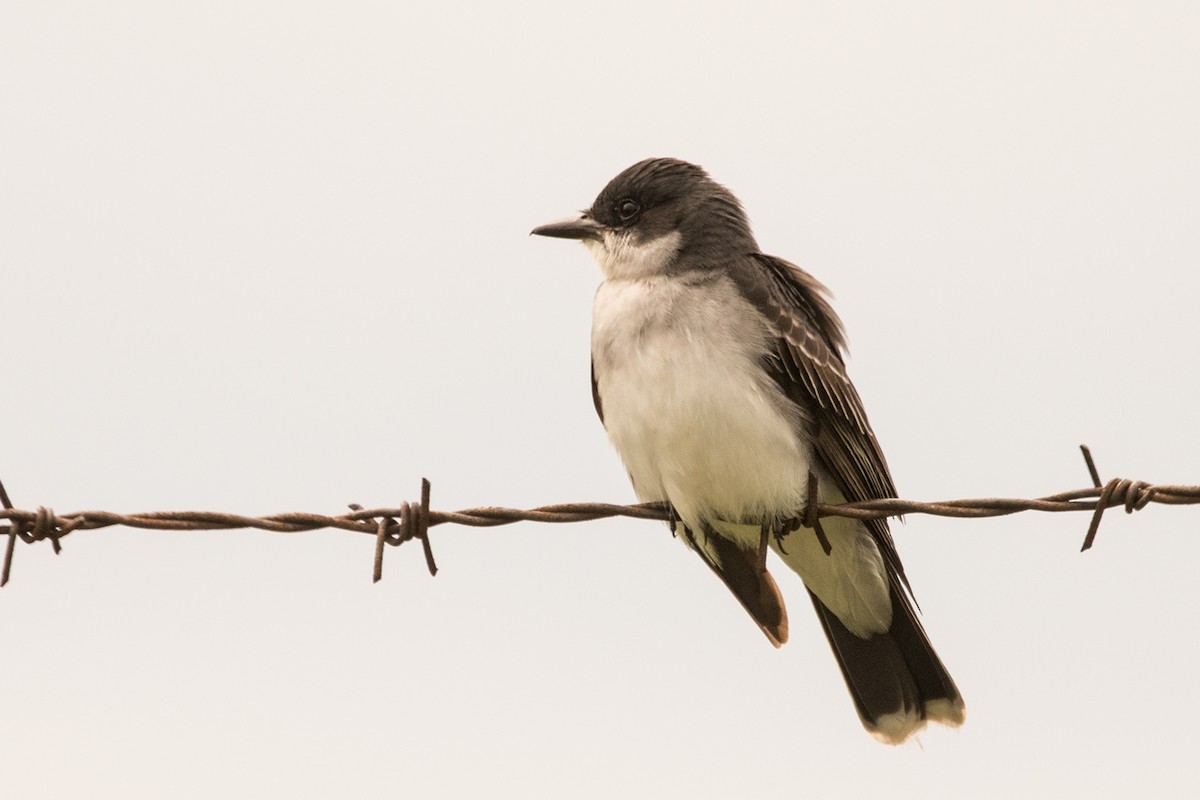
584 229 682 280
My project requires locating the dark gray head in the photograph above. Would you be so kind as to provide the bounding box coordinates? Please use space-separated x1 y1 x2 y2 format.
531 158 758 279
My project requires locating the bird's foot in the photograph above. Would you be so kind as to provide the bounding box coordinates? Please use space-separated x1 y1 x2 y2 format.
773 518 797 555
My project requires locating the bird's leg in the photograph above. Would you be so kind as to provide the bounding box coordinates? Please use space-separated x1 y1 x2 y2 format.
757 523 771 571
667 504 679 537
803 470 833 556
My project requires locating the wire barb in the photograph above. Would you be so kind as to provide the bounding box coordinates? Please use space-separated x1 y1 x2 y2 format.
417 478 436 576
1077 447 1160 552
1080 444 1103 489
372 515 390 584
0 481 84 586
1 478 14 588
0 447 1197 589
359 478 435 583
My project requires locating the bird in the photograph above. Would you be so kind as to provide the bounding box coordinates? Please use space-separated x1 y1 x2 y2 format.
530 157 964 744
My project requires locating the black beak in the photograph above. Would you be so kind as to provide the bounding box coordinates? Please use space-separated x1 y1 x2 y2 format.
530 214 604 241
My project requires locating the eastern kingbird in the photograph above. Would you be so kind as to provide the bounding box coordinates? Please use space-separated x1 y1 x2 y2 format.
531 158 964 743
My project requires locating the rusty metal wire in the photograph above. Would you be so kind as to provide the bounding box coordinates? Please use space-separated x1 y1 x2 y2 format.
2 446 1197 588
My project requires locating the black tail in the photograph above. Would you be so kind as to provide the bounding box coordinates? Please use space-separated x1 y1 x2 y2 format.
808 583 964 744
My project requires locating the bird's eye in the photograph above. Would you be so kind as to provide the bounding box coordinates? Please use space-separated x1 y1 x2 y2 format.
617 199 640 221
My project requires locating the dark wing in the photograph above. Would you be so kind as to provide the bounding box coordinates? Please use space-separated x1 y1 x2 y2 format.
591 360 604 425
727 253 910 591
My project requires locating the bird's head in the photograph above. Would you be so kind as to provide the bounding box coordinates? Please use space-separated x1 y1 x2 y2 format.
531 158 756 280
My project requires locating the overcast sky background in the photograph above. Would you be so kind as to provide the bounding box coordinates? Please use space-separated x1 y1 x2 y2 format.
3 2 1199 798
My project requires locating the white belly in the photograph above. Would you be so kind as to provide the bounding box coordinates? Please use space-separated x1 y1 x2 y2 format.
592 274 813 546
591 272 892 636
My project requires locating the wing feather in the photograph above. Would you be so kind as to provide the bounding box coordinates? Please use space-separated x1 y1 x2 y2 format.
728 253 909 590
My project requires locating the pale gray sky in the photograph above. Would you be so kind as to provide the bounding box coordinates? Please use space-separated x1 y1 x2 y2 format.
3 2 1199 798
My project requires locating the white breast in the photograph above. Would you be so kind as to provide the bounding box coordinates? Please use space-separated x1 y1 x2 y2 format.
591 273 813 547
591 270 892 636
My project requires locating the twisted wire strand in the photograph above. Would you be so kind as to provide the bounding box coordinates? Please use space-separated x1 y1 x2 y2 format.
2 447 1197 587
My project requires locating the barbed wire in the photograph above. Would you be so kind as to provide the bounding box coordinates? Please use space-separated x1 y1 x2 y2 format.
2 446 1197 588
